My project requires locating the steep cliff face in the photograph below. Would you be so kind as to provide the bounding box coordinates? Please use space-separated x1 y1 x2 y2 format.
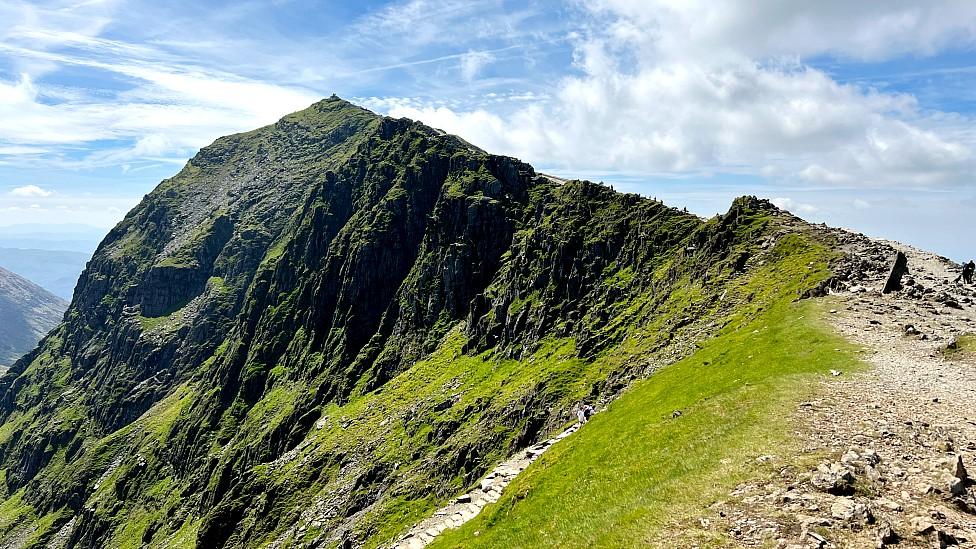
0 266 66 367
0 98 834 548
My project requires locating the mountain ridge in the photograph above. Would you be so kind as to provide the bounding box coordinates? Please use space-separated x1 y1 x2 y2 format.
0 97 865 548
0 266 66 369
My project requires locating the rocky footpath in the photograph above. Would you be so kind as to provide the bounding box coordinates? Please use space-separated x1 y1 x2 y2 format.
392 422 583 548
693 235 976 548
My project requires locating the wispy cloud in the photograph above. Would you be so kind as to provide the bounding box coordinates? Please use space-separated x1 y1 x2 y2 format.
10 184 53 197
460 50 496 81
344 45 517 77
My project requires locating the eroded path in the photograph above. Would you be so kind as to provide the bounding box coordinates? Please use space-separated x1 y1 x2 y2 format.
392 422 583 548
703 239 976 548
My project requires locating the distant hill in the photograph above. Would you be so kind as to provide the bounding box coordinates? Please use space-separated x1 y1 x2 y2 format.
0 223 105 253
0 266 67 367
0 247 91 299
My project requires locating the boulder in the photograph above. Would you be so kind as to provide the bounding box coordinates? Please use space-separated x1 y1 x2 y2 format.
953 455 968 481
937 530 960 548
949 477 965 496
882 252 909 294
911 516 935 535
831 498 856 520
811 463 856 495
876 521 899 548
862 449 881 466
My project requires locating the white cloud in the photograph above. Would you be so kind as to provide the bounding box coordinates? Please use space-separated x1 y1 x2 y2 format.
3 0 976 197
771 197 818 214
389 61 974 185
459 50 496 81
10 184 53 197
798 165 853 185
0 5 322 169
353 0 541 49
0 61 320 167
381 2 976 188
585 0 976 63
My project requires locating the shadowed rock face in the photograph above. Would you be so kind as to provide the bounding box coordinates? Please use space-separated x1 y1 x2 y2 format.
0 97 813 548
0 266 66 367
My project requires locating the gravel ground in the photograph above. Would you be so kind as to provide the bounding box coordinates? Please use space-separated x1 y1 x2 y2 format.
702 238 976 548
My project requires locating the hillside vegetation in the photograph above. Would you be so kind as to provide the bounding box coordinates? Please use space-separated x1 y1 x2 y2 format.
433 237 862 547
0 98 857 548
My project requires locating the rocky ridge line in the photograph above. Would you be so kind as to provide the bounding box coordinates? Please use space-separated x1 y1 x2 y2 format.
688 232 976 548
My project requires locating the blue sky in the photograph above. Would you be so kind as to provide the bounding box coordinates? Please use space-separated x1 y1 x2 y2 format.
0 1 974 260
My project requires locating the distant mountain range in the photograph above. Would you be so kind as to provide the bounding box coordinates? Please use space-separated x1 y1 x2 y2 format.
0 265 67 368
0 223 106 253
0 247 91 300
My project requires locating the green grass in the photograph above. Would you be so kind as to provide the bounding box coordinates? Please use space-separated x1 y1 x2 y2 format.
431 298 862 548
137 309 183 332
943 333 976 360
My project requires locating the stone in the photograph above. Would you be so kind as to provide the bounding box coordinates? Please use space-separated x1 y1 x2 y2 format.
911 516 935 535
882 251 909 294
949 477 965 496
855 502 875 525
806 530 828 547
876 522 899 548
876 498 902 512
863 464 882 483
811 463 856 495
951 455 968 481
831 498 856 520
937 530 960 548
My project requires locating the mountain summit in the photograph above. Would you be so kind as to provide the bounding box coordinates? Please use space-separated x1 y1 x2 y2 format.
0 98 875 547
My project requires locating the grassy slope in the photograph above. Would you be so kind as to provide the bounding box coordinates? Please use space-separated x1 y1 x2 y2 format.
0 201 851 549
431 236 863 548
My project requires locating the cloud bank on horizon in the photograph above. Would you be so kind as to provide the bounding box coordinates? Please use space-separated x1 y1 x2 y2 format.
0 0 973 258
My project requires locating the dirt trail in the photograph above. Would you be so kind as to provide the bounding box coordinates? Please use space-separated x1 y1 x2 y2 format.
703 238 976 548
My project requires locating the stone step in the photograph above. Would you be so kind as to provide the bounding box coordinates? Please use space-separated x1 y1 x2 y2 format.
390 421 586 548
